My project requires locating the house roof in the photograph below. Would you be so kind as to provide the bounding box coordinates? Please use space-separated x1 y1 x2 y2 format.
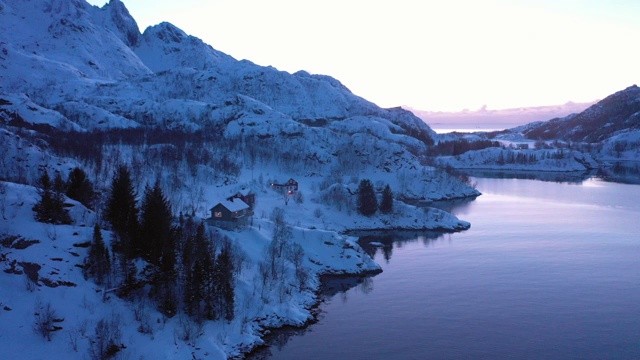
237 188 252 196
273 178 297 187
213 199 249 212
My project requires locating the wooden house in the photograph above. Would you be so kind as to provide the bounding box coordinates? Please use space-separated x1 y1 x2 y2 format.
226 188 255 209
208 198 252 230
271 178 298 194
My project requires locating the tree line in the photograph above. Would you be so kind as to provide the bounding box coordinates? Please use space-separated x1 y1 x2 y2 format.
426 138 501 157
99 165 236 321
32 167 96 224
357 179 393 216
33 164 237 325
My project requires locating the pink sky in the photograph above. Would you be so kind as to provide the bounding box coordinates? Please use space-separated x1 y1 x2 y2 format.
88 0 640 111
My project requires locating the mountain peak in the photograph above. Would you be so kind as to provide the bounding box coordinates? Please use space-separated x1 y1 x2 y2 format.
136 21 232 72
46 0 88 17
100 0 141 47
144 21 188 44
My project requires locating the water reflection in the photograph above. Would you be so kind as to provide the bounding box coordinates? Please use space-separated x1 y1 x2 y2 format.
455 163 640 185
247 273 377 360
319 274 375 298
600 161 640 184
356 230 448 262
428 196 477 215
458 168 594 183
257 175 640 360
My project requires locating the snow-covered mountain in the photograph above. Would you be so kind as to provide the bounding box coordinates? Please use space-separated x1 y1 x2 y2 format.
431 85 640 171
0 0 473 203
0 0 434 144
0 1 478 359
522 85 640 143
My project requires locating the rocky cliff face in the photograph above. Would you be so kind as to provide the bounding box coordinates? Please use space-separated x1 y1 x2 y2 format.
1 0 436 148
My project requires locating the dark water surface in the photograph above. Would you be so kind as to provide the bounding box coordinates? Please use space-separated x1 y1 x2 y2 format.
255 176 640 360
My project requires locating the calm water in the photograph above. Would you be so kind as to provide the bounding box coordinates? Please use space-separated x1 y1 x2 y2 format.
255 175 640 360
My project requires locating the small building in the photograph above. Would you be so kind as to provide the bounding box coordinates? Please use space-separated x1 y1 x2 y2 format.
271 178 298 194
226 188 256 209
208 198 252 230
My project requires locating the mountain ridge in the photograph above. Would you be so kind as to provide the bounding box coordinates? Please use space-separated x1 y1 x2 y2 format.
1 0 435 145
522 84 640 142
406 101 596 131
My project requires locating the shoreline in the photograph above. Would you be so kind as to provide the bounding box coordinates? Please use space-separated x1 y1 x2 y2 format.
236 268 383 359
237 225 470 359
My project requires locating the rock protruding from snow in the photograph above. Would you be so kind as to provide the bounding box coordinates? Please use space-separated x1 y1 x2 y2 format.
135 22 234 72
0 93 83 131
0 0 151 99
94 0 141 47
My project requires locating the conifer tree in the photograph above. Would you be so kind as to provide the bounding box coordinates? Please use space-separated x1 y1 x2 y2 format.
87 224 110 285
357 179 378 216
183 262 198 317
105 166 139 256
139 181 173 265
137 182 179 316
66 167 95 209
33 172 72 225
215 244 235 321
183 222 215 321
52 172 66 194
380 184 394 214
200 245 216 320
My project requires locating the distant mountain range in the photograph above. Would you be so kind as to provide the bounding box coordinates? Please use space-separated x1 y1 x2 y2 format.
406 101 595 131
521 85 640 143
433 85 640 173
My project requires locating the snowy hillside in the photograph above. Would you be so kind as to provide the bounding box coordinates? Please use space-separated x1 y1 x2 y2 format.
0 1 481 359
522 85 640 143
437 146 598 172
0 0 150 95
428 85 640 172
0 0 464 201
0 181 382 359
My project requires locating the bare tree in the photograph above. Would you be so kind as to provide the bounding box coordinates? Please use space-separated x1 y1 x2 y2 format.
34 300 57 341
287 243 307 290
88 314 123 360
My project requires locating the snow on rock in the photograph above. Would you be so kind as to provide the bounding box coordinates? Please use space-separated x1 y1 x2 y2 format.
328 115 427 152
0 0 150 100
595 129 640 162
135 21 234 72
55 100 141 130
92 0 141 47
0 127 82 184
0 93 83 131
223 95 305 138
437 147 598 172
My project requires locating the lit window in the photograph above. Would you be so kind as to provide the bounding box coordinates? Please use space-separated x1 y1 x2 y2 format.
214 211 223 218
